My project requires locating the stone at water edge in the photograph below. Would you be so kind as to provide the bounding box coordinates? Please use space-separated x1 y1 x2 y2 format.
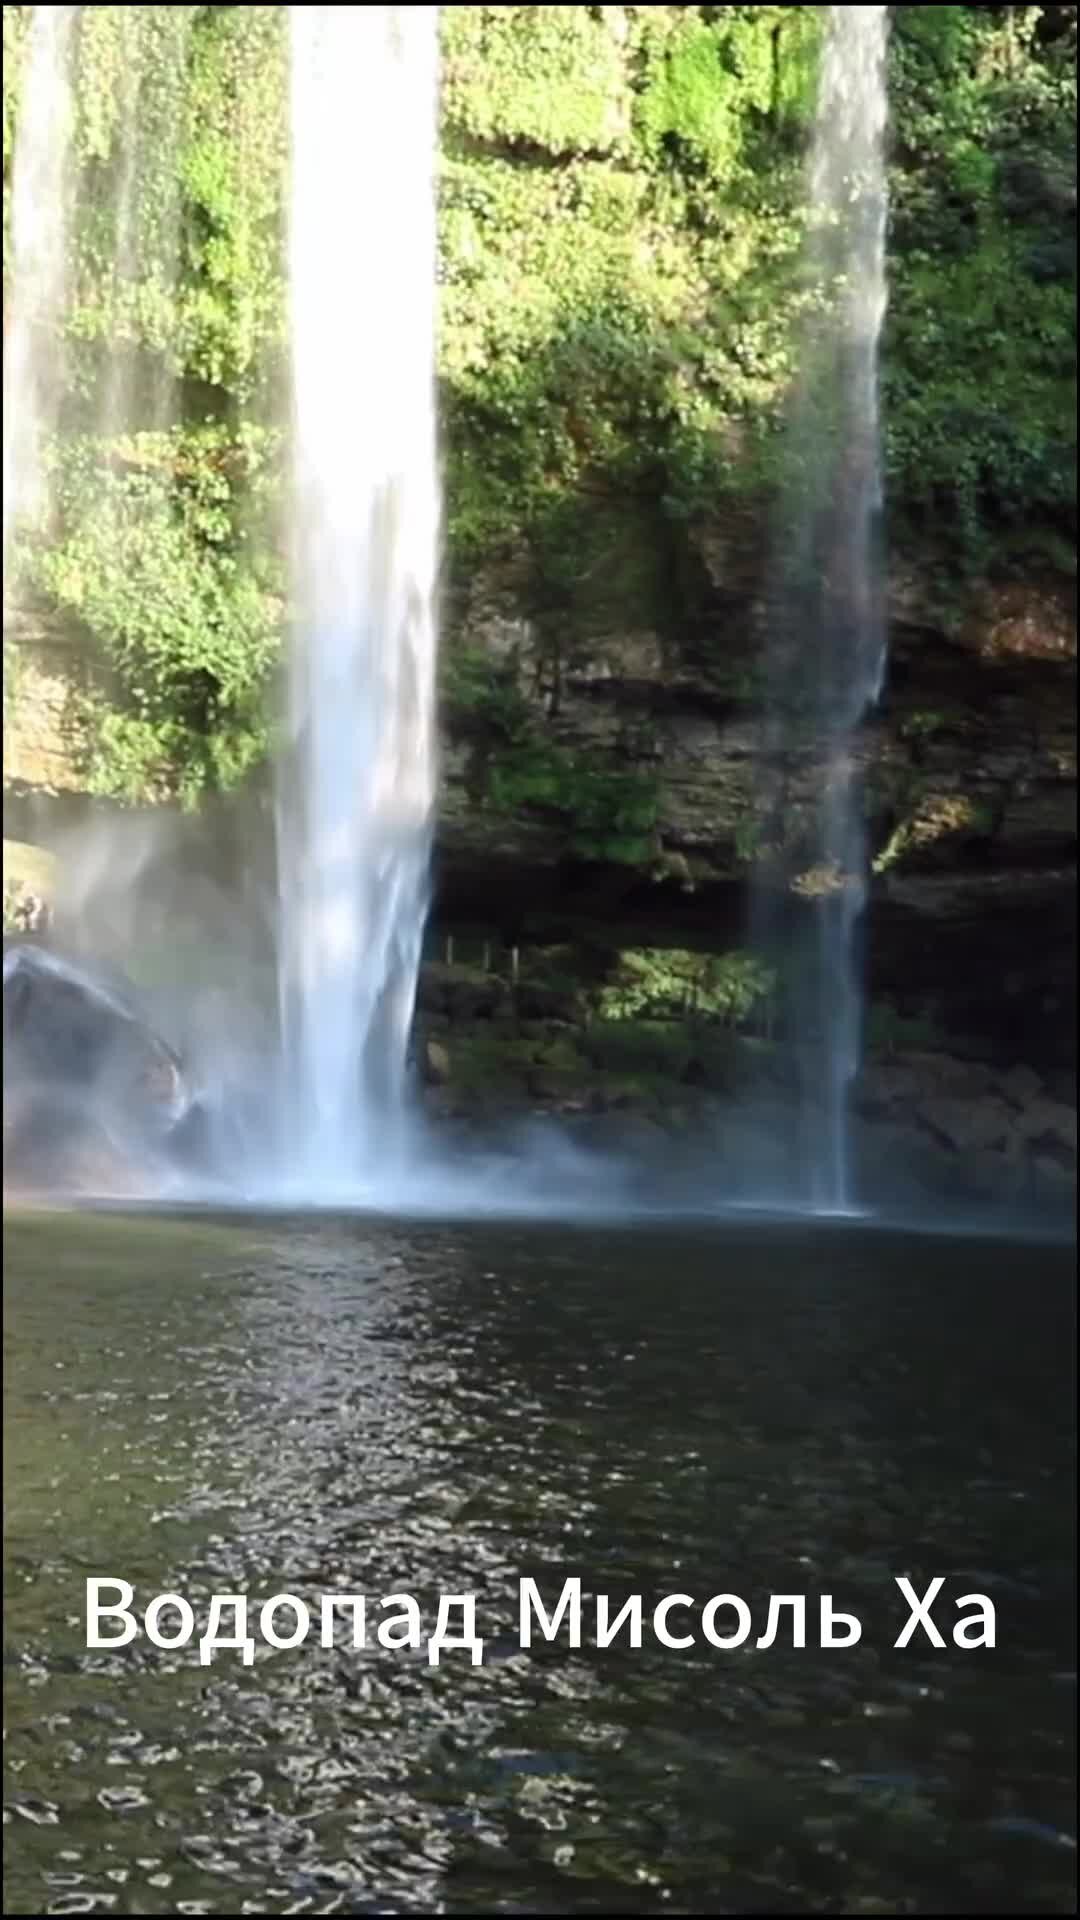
3 944 193 1188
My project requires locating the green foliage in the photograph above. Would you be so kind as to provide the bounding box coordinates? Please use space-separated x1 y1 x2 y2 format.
31 426 283 804
582 1017 698 1081
65 5 287 392
487 743 658 865
2 1 1074 806
176 5 288 391
2 3 25 175
443 646 533 749
439 0 1074 601
899 710 949 744
638 7 819 176
885 3 1076 556
733 813 765 865
444 647 658 863
67 7 196 375
640 18 750 176
442 6 630 156
872 787 994 875
594 946 777 1027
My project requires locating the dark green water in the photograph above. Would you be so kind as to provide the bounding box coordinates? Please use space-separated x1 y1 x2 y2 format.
3 1209 1076 1915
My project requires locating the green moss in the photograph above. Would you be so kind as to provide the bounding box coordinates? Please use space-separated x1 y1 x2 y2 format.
593 946 777 1025
2 1 1074 800
638 7 819 175
442 6 630 156
31 426 282 803
486 744 658 865
885 4 1076 556
443 648 659 865
872 788 996 876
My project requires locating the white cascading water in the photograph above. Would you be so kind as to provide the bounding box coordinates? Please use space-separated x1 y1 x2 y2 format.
277 5 440 1190
806 5 889 1212
758 5 889 1214
2 4 76 596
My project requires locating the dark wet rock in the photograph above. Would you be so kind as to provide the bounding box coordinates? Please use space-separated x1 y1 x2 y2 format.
999 1063 1045 1108
513 979 588 1023
4 944 184 1114
411 987 1076 1210
853 1061 925 1115
415 960 508 1021
917 1093 1016 1155
963 1145 1028 1205
3 943 191 1191
1015 1096 1077 1158
424 1037 451 1085
1032 1151 1075 1197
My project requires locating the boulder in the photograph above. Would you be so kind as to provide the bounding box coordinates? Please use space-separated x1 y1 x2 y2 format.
1031 1152 1076 1199
3 944 190 1189
513 980 587 1023
1015 1096 1077 1158
917 1093 1017 1156
998 1063 1044 1108
415 961 508 1022
904 1051 997 1100
963 1146 1027 1204
855 1061 924 1115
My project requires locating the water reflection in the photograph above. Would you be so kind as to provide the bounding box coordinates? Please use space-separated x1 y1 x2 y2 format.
4 1211 1076 1914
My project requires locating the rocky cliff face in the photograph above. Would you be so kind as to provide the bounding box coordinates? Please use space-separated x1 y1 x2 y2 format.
434 526 1076 1069
5 533 1076 1071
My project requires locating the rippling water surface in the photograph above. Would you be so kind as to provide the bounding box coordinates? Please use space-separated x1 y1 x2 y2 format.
3 1210 1076 1914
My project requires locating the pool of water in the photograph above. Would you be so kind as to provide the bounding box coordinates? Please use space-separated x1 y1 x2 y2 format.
3 1209 1076 1913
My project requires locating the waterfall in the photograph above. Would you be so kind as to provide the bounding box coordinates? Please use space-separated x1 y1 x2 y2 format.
277 5 441 1187
2 5 77 598
758 5 889 1213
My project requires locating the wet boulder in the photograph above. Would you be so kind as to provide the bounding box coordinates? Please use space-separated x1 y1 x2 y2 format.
3 944 190 1188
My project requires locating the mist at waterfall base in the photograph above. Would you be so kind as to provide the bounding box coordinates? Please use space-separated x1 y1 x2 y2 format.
7 818 1070 1238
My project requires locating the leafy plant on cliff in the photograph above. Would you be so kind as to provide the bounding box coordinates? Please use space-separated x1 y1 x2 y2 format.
66 4 287 396
444 646 658 864
885 4 1076 556
593 945 778 1028
638 6 820 175
31 426 283 803
441 6 630 157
